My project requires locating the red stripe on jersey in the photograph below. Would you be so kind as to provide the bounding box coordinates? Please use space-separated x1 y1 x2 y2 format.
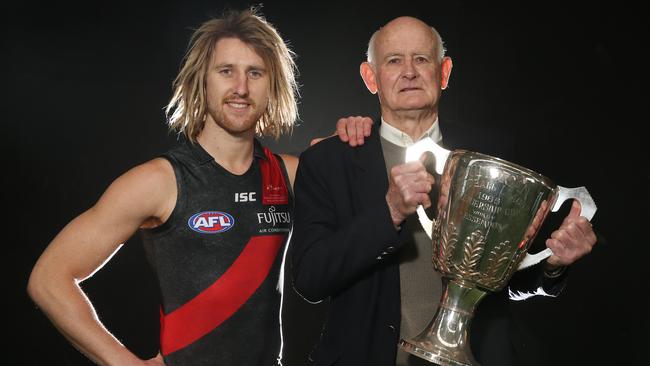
260 147 289 205
160 234 285 355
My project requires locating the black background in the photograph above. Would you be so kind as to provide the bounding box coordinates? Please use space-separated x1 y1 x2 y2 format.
6 1 648 365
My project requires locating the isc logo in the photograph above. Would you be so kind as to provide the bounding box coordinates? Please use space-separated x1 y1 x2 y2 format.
235 192 256 202
188 211 235 234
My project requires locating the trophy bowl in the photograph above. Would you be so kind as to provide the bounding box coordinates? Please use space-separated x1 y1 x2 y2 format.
398 139 596 366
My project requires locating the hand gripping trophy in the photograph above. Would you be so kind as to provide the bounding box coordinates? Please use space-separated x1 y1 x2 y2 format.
398 138 597 366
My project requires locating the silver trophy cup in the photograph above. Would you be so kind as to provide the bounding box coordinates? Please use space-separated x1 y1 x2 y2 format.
398 138 596 366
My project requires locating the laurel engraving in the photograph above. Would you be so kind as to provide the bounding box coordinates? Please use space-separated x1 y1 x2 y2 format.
483 240 513 288
460 230 485 274
435 222 458 273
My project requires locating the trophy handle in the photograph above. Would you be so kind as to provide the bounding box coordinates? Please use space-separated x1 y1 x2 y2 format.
405 138 452 239
405 137 450 175
416 206 434 239
551 186 597 221
517 186 597 270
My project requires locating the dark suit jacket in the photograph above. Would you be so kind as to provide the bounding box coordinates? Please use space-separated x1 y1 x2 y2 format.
291 119 565 366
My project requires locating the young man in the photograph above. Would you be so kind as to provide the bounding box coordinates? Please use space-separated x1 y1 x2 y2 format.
27 9 368 366
292 16 597 366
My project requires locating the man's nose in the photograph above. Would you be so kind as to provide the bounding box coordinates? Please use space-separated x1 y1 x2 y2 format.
233 72 249 96
402 59 417 79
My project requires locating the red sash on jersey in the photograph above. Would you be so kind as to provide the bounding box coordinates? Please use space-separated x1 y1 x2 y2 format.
160 235 285 355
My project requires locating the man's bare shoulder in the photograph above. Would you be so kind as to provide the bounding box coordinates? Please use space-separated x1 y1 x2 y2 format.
98 158 176 208
278 154 298 189
91 158 177 226
117 158 175 189
278 154 298 167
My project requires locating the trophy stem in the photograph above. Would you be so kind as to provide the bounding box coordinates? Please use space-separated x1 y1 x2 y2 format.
399 278 487 366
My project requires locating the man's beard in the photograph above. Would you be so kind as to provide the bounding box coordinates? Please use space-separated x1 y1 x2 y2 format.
209 97 264 135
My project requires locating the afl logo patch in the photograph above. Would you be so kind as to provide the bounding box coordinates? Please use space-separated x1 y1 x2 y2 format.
188 211 235 234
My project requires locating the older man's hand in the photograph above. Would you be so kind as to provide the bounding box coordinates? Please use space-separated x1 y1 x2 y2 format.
545 200 597 267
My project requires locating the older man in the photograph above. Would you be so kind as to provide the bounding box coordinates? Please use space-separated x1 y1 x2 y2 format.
292 16 596 366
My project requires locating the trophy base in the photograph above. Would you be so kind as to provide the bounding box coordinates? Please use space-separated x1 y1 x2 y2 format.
399 338 478 366
397 279 485 366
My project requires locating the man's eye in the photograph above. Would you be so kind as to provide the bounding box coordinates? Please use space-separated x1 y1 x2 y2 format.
219 69 232 76
387 58 400 64
415 57 429 63
249 70 263 78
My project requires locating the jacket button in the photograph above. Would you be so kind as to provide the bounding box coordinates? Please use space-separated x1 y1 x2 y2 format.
386 246 396 253
388 325 395 333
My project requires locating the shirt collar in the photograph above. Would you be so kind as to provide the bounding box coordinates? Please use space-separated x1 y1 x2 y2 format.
253 138 267 160
187 137 267 165
380 116 442 147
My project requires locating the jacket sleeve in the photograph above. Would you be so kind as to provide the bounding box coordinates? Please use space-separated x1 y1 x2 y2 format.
290 148 404 303
506 260 569 300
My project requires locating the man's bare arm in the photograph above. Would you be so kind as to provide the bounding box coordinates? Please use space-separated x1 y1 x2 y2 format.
27 158 174 366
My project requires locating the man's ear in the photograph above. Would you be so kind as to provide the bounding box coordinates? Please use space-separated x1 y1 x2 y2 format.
440 56 453 90
360 62 378 94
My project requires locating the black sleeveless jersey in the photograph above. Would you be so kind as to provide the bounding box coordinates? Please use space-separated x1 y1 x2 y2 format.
140 138 293 366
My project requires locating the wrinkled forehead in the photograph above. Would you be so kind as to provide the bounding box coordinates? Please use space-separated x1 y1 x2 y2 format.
376 23 437 57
